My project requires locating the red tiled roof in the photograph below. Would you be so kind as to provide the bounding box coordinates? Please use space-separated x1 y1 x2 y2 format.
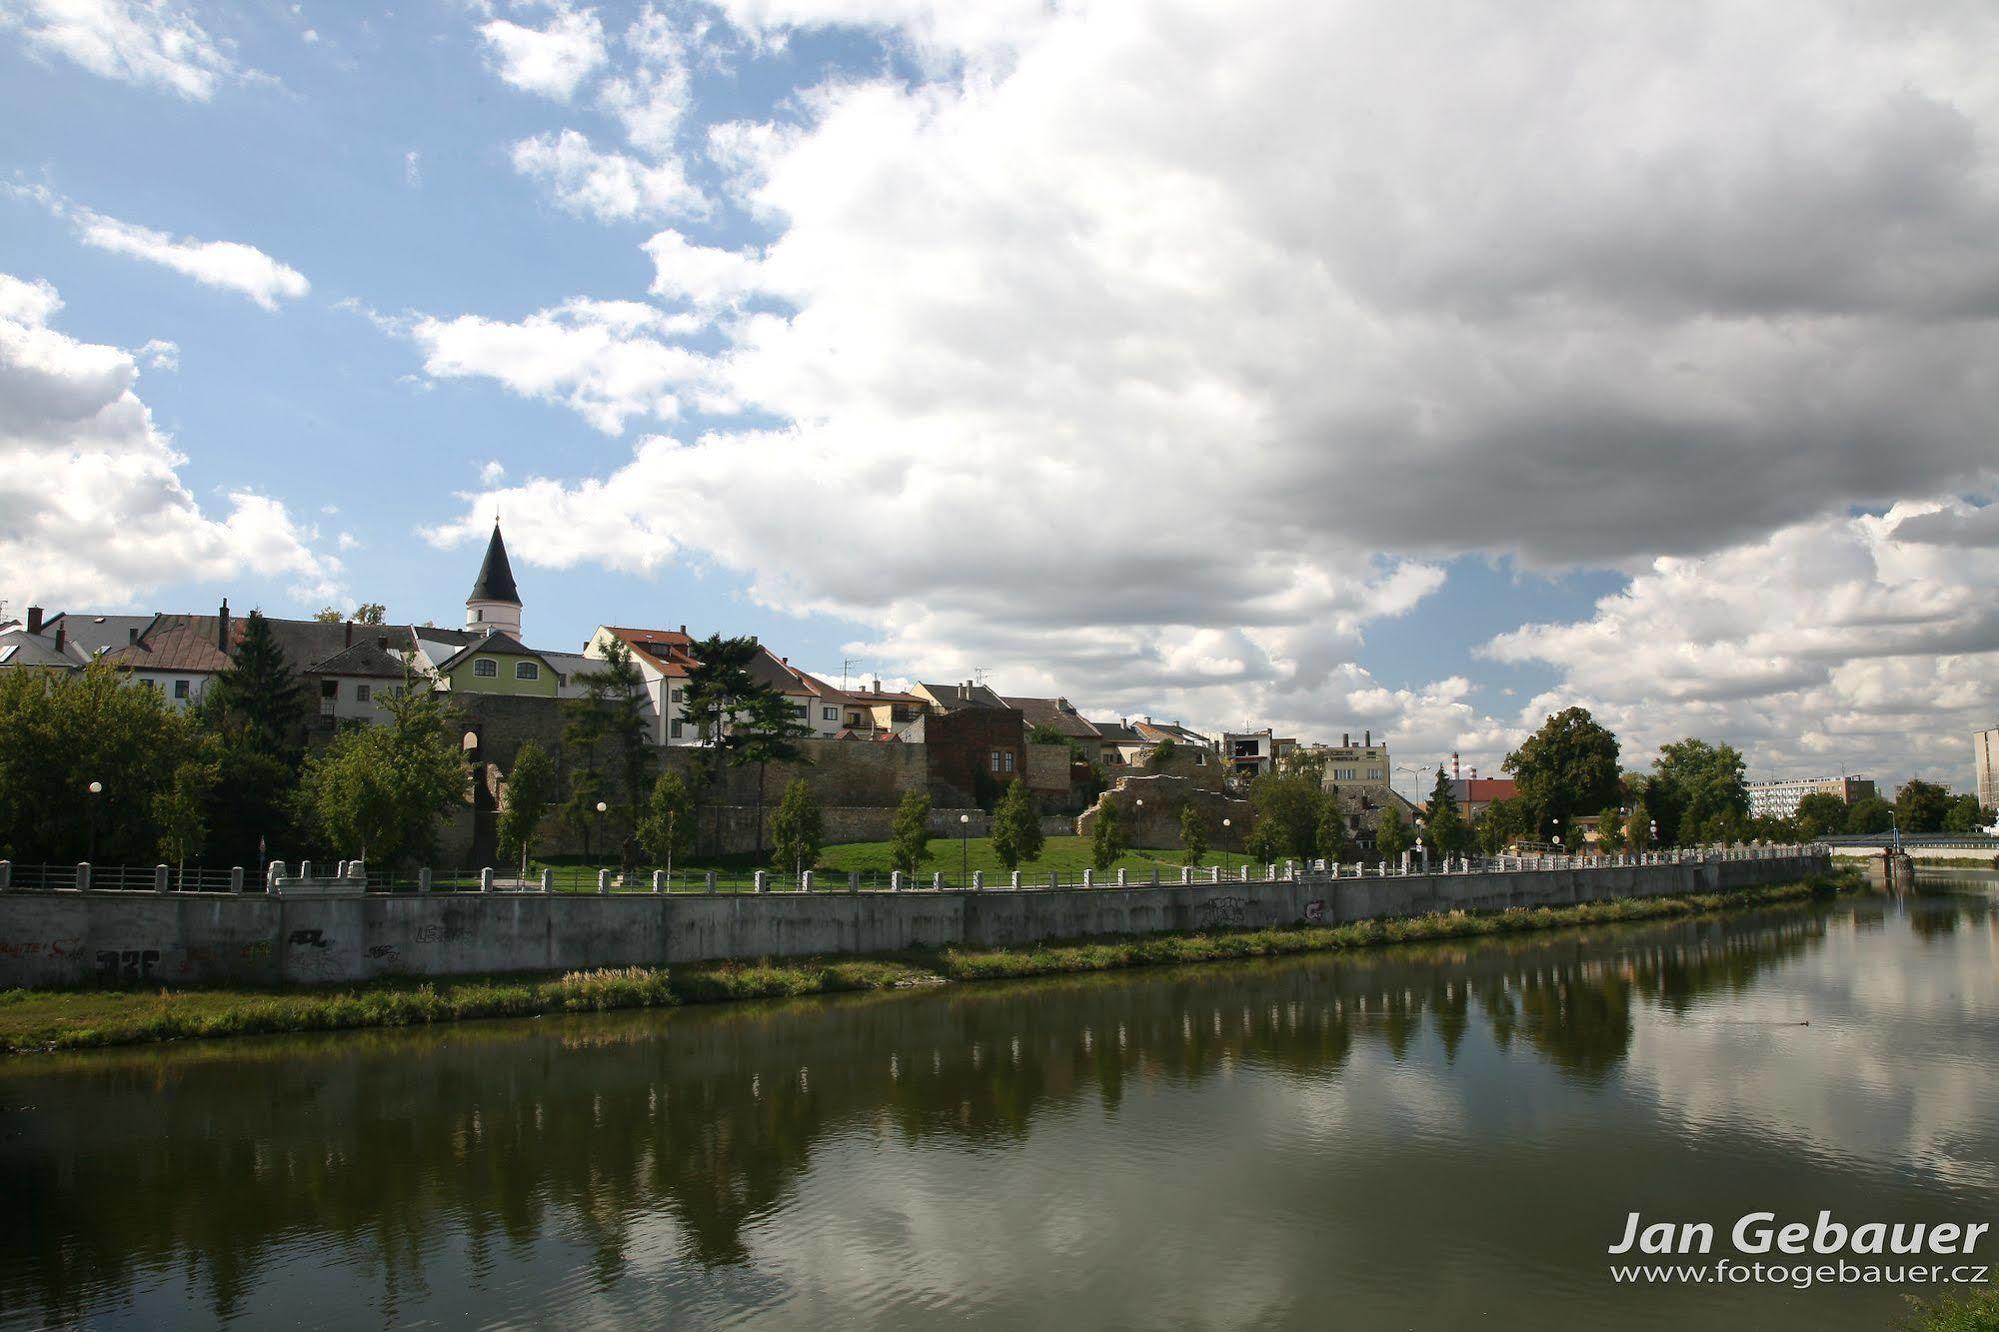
100 617 236 673
603 625 696 678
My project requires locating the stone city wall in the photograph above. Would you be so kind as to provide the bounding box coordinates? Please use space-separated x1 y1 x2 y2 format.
0 852 1826 988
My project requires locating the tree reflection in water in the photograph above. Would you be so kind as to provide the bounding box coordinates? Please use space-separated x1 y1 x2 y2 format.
1 894 1979 1327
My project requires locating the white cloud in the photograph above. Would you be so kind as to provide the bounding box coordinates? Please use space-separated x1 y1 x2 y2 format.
1484 495 1999 783
479 459 506 483
479 2 607 102
0 0 242 99
419 0 1999 774
0 271 338 607
643 228 764 307
510 129 705 222
75 210 310 310
135 338 178 370
406 297 707 433
17 187 311 310
599 4 695 156
404 149 422 188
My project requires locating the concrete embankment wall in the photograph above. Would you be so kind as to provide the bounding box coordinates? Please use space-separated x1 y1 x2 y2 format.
0 854 1827 989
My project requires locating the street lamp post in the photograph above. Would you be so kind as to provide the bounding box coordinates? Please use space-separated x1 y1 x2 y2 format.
959 812 970 886
1415 838 1425 871
595 800 608 870
86 780 103 862
1222 817 1231 869
1549 816 1561 853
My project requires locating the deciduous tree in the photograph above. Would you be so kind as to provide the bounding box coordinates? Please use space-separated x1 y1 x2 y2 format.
1502 707 1621 841
1181 803 1210 867
1090 802 1126 871
1894 779 1953 834
770 778 824 879
297 664 466 867
1375 805 1411 860
499 741 559 874
889 789 932 875
991 779 1045 869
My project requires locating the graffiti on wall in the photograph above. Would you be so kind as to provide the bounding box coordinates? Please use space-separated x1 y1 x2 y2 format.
1304 899 1325 923
1197 895 1248 928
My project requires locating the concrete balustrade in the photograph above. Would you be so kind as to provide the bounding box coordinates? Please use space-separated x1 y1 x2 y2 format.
0 851 1829 988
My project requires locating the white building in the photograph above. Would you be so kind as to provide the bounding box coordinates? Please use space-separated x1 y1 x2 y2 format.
1745 775 1876 820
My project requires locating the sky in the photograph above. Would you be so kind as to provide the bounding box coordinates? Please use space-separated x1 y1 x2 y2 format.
2 0 1996 801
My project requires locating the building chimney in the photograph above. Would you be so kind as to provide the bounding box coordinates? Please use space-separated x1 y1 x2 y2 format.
1453 751 1460 779
1364 729 1371 748
217 599 230 652
1343 732 1350 747
128 627 138 644
378 635 389 650
679 624 687 636
54 627 65 653
25 606 42 635
344 621 354 648
873 679 882 694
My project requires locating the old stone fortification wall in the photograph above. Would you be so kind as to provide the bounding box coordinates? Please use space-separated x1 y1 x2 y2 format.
0 853 1826 988
1075 772 1251 850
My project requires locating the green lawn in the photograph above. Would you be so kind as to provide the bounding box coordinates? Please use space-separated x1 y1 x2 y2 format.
532 835 1270 891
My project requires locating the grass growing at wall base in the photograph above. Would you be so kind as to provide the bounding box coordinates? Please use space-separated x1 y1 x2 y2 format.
0 873 1853 1054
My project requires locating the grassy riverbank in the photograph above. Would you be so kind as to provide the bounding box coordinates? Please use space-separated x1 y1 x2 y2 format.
0 875 1849 1054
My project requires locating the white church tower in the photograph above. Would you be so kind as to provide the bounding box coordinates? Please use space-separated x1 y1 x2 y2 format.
465 521 523 637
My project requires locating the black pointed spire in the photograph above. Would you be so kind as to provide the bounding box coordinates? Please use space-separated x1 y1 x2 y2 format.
468 523 521 605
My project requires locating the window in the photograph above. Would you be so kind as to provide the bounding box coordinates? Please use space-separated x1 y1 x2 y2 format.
990 751 1002 772
794 702 809 717
515 660 539 680
173 679 190 699
356 685 372 704
473 659 498 678
670 719 684 739
321 679 338 699
1003 751 1015 773
822 706 837 722
670 687 683 702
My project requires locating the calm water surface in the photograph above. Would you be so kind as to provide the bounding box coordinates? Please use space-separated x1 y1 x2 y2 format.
3 875 1996 1330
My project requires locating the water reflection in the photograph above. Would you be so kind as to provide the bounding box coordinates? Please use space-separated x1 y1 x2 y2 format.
0 892 1992 1329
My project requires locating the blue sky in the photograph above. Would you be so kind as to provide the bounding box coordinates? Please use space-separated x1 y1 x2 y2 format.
3 0 1996 794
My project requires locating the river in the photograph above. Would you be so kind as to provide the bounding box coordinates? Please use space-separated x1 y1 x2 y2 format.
2 874 1995 1329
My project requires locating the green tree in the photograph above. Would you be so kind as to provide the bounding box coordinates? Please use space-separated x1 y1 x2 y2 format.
1844 796 1895 836
889 789 932 875
154 754 218 872
0 661 189 863
1316 797 1349 865
1376 805 1412 860
1090 802 1126 871
1646 738 1748 845
1793 792 1850 840
596 639 655 828
352 603 386 625
1625 805 1652 854
498 740 560 874
1244 818 1284 866
1248 771 1323 860
1476 797 1529 854
1942 794 1991 834
1596 805 1625 853
1894 779 1953 834
770 778 824 879
734 691 813 858
297 663 466 867
200 610 309 865
1181 803 1210 867
679 635 813 856
991 779 1045 870
1425 767 1472 858
637 770 696 878
1502 707 1621 842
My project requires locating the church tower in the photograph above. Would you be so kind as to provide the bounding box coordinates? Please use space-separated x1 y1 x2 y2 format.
465 521 523 637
